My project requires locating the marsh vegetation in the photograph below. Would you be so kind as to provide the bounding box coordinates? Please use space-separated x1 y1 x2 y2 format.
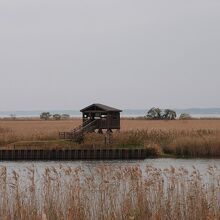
1 119 220 157
0 163 219 220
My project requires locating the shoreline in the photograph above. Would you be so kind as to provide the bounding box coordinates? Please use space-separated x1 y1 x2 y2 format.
0 148 220 161
1 116 220 120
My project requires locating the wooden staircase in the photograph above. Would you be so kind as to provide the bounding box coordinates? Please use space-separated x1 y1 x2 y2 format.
59 119 98 141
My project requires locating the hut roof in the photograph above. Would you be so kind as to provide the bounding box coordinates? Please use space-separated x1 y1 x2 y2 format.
80 103 122 113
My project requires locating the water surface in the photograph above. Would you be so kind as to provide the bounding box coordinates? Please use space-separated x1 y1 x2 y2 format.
1 158 220 175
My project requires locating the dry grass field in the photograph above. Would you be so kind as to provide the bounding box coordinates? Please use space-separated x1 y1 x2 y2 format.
121 119 220 131
1 118 220 135
1 119 220 156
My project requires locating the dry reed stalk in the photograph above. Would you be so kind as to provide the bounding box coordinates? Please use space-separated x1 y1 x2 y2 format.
1 120 220 157
0 165 220 219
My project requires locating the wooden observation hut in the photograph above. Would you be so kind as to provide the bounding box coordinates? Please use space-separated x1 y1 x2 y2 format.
59 103 122 140
81 103 122 133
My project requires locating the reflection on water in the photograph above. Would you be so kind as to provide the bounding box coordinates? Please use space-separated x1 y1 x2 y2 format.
1 158 220 175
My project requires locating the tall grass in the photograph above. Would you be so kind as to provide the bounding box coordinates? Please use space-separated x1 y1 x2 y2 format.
1 120 220 157
0 165 220 220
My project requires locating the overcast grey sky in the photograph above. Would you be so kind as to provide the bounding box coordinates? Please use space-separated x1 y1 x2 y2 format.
0 0 220 110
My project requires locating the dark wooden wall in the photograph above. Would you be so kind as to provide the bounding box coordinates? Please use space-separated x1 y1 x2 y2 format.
0 149 149 160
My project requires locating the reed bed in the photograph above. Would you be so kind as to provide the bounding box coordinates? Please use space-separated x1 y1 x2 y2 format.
0 120 81 146
81 129 220 157
0 164 220 220
112 129 220 157
1 120 220 157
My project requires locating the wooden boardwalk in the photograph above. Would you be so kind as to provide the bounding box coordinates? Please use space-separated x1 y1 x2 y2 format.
0 149 150 161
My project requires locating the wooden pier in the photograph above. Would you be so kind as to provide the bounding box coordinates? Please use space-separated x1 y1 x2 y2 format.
0 149 151 161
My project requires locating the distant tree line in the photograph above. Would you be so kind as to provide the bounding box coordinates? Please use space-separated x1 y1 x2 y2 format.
40 110 192 121
146 107 177 120
40 112 70 120
146 107 192 120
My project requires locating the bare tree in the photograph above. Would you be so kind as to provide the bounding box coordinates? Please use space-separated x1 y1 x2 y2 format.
146 107 162 120
40 112 51 120
179 113 192 120
53 114 61 120
163 109 177 120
